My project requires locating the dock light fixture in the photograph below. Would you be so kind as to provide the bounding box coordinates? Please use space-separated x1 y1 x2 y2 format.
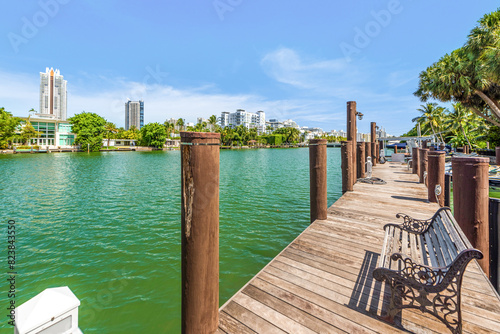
356 111 364 120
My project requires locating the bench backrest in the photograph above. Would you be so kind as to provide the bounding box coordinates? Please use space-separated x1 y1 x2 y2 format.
420 208 471 268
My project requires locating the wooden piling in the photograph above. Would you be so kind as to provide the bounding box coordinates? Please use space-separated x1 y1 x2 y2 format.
181 132 220 334
371 122 377 165
427 151 445 206
452 156 490 276
496 147 500 165
364 142 371 167
309 139 328 223
356 142 365 179
418 148 429 184
347 102 357 186
412 146 419 175
341 141 353 192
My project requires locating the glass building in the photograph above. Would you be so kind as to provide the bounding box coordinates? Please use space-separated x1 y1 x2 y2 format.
125 100 144 130
14 117 75 147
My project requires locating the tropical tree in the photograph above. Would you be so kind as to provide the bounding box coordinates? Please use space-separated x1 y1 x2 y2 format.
0 107 21 149
163 120 175 137
411 103 446 142
274 127 300 144
176 118 185 131
104 122 118 148
68 111 106 152
208 115 218 131
415 9 500 126
140 122 167 149
19 118 41 145
444 103 474 150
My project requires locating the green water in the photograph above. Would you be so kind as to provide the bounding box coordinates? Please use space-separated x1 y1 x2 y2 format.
1 148 342 333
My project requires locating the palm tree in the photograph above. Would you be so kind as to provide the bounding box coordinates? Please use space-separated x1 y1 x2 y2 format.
415 10 500 127
105 122 118 148
208 115 217 131
176 118 185 131
412 103 446 143
445 103 473 150
163 121 174 137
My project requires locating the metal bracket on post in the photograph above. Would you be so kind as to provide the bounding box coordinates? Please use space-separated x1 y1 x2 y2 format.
435 184 442 207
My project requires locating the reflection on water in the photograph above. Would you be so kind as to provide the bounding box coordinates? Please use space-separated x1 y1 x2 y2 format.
0 148 341 333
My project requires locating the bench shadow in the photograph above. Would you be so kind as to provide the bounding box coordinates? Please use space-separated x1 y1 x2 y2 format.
391 195 428 203
347 251 390 316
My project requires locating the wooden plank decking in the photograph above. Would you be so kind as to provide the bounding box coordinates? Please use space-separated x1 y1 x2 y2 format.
218 162 500 333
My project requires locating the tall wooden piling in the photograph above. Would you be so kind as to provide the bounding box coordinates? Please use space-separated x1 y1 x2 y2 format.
412 146 419 175
181 132 220 334
418 148 429 184
496 147 500 165
356 142 365 179
452 157 490 276
341 141 353 193
427 151 445 206
364 142 371 168
347 102 357 185
309 139 328 223
371 122 377 166
377 141 382 162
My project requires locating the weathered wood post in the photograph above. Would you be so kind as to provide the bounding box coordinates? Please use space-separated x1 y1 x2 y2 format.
341 141 353 192
412 146 419 175
452 157 490 276
356 142 365 179
378 140 383 162
181 132 220 334
418 148 429 184
371 122 377 166
309 139 327 223
364 142 371 168
496 147 500 165
347 102 357 185
427 151 445 206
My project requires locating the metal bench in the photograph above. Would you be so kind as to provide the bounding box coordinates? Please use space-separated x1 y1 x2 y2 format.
373 207 483 334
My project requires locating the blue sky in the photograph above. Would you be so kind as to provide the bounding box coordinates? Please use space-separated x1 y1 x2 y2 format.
1 0 498 135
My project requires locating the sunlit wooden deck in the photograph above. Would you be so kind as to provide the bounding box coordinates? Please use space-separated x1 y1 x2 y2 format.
217 162 500 333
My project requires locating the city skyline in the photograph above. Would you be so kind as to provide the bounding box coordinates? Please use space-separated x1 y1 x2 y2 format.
1 1 499 135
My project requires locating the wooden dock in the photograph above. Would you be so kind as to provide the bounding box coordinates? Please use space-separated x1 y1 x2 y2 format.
217 162 500 333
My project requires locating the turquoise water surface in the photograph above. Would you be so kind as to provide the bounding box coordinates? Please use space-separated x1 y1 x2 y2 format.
1 148 342 333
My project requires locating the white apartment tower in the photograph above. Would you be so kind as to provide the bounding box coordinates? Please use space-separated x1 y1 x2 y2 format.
125 100 144 130
220 109 265 133
39 67 67 120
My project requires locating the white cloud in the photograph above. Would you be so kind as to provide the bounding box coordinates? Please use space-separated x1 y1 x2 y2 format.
0 50 425 136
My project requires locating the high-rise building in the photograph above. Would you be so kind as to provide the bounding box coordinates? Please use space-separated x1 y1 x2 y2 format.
220 109 265 133
125 100 144 130
39 67 67 120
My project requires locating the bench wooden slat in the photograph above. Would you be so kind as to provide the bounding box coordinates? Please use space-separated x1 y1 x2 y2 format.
434 217 456 265
379 226 393 268
428 227 447 267
419 234 429 266
423 232 439 268
391 227 401 270
441 211 467 252
409 233 419 263
402 230 409 261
